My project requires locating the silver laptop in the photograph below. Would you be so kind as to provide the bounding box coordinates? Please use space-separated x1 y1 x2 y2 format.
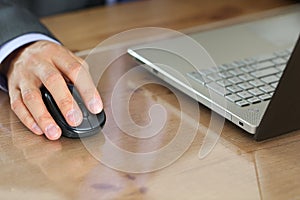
128 5 300 141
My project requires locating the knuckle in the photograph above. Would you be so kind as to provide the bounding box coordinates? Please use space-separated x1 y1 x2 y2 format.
12 53 36 73
68 61 83 76
10 100 30 124
22 89 40 102
23 117 35 128
11 98 23 112
37 112 52 125
39 41 59 51
81 88 96 99
43 70 62 85
19 114 30 125
26 53 39 63
58 96 74 111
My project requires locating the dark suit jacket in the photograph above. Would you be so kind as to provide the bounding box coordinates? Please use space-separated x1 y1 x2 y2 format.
0 0 105 46
0 0 116 92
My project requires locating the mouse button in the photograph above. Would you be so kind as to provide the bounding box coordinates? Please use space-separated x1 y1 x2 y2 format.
75 117 92 131
43 92 67 125
77 102 89 117
98 111 106 122
87 115 101 128
67 85 89 118
68 84 82 101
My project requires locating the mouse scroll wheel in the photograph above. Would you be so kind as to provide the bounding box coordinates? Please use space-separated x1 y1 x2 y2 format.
77 102 89 117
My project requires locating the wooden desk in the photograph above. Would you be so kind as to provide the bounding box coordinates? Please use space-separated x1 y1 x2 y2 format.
1 0 300 199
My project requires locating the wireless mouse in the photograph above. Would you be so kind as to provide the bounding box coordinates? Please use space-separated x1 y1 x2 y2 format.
40 83 106 138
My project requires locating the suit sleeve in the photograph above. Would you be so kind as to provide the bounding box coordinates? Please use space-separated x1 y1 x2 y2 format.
0 2 57 46
0 2 58 92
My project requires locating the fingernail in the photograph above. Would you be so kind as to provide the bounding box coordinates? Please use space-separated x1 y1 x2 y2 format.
66 109 82 125
32 123 43 135
88 98 102 114
45 124 60 139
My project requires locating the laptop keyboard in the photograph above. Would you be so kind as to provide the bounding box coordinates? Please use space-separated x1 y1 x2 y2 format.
187 49 292 107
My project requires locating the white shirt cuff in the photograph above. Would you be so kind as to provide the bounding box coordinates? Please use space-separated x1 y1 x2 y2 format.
0 33 60 63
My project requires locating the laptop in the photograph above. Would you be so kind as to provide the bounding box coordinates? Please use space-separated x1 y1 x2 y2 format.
127 5 300 141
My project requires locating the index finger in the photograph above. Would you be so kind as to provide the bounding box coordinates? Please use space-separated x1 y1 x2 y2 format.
53 48 103 114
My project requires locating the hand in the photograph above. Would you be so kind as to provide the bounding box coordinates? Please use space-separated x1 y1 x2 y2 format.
5 41 103 140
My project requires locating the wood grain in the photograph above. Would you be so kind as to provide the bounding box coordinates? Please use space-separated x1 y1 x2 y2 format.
41 0 292 52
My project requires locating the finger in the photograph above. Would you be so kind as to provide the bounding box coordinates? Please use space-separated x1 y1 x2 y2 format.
53 50 103 114
9 89 44 136
33 61 83 126
19 85 62 140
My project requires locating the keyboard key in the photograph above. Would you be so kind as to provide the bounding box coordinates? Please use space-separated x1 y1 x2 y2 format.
248 88 264 96
251 61 275 70
237 82 253 90
226 85 243 93
226 94 242 102
260 75 279 84
255 54 277 62
199 67 219 76
236 100 250 107
218 63 236 71
276 64 286 71
272 58 286 65
207 82 229 96
276 72 283 78
237 91 253 99
218 71 233 79
240 65 255 73
249 79 264 87
243 58 256 65
260 85 275 93
207 73 223 81
274 50 291 57
259 94 272 101
229 68 244 76
271 82 279 88
228 77 243 84
217 80 232 87
239 74 254 81
250 67 278 78
248 97 261 104
233 60 247 67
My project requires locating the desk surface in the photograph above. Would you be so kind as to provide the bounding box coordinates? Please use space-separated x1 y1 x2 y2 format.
1 0 300 199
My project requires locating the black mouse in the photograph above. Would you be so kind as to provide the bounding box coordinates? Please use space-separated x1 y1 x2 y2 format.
40 83 106 138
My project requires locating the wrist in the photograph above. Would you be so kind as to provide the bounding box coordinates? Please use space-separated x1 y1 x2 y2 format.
0 43 33 92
